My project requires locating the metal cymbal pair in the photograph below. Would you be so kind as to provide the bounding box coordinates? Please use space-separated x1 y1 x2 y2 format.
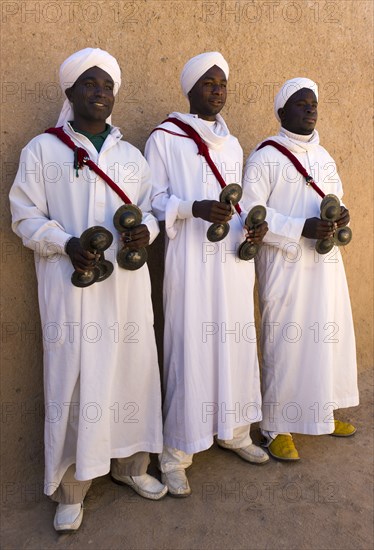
206 184 242 242
113 205 147 270
71 226 114 287
315 194 352 254
238 205 267 261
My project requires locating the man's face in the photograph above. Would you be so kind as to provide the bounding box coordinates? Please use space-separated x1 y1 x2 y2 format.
66 66 115 124
278 88 318 135
188 65 227 121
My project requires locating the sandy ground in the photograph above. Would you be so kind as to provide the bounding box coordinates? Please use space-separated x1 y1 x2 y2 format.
1 368 373 550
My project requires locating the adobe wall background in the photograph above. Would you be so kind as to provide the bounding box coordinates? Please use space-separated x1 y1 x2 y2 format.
1 0 373 493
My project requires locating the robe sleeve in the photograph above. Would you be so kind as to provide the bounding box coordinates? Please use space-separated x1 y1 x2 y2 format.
145 131 194 239
135 153 160 245
242 151 306 247
9 146 72 257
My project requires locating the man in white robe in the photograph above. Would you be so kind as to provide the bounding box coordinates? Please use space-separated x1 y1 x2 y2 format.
9 48 166 532
242 77 359 461
145 52 269 497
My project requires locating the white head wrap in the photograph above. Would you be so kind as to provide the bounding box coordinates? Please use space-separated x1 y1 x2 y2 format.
56 47 121 127
180 52 229 97
274 77 318 122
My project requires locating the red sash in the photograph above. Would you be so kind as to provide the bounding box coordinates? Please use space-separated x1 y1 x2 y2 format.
45 127 132 204
151 118 242 214
257 139 325 199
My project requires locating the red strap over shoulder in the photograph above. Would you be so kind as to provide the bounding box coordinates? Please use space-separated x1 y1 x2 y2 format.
151 118 242 214
45 127 132 204
257 139 325 198
257 139 325 199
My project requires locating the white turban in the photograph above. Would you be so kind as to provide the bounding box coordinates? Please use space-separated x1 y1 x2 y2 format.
274 77 318 122
180 52 229 97
56 47 122 127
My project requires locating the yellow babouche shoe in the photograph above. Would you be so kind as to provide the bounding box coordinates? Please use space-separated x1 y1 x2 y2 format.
268 435 300 461
331 420 357 437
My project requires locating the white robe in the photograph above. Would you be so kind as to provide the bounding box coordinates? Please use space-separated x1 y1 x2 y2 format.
9 123 163 494
145 113 262 454
242 129 359 435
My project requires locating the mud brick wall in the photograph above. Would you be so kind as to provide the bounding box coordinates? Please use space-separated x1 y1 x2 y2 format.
1 0 372 493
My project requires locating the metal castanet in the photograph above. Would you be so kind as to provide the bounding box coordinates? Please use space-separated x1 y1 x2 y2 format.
71 266 100 288
206 222 230 242
320 194 341 222
113 204 143 232
219 184 242 205
71 226 114 287
315 238 335 255
238 205 267 261
316 194 352 254
96 256 114 282
334 226 352 246
113 205 148 270
80 226 113 253
206 183 242 243
117 247 148 271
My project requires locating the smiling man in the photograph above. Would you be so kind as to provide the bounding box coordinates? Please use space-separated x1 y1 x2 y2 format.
9 48 166 532
145 52 269 497
242 77 359 461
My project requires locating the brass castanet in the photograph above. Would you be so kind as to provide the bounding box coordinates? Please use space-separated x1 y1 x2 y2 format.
71 226 114 287
315 194 352 254
238 205 266 261
320 194 341 222
80 226 113 253
113 204 142 232
117 247 148 271
96 257 114 282
113 205 148 271
315 238 335 255
334 226 352 246
71 266 100 288
206 183 242 243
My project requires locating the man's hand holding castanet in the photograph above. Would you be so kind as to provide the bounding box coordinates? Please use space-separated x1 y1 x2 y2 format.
302 218 337 240
336 206 350 228
120 224 150 250
245 221 268 244
192 200 232 223
66 237 99 273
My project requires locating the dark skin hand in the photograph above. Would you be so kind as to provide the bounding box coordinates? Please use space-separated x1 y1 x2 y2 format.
245 221 269 244
119 224 150 250
66 237 100 272
302 207 350 239
192 200 232 223
336 206 350 227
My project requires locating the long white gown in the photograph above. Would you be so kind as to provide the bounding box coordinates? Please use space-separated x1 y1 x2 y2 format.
145 113 262 454
242 128 359 435
9 123 163 494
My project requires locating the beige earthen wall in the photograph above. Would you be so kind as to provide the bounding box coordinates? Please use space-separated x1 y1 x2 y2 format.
1 0 373 493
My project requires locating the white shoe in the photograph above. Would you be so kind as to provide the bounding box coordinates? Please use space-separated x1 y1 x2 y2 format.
111 473 168 500
161 470 191 497
217 440 270 464
53 503 83 533
233 443 270 464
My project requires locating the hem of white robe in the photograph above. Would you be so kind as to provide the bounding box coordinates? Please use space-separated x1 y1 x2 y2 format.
163 422 255 454
45 456 76 496
259 421 335 435
260 395 359 435
44 443 163 495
